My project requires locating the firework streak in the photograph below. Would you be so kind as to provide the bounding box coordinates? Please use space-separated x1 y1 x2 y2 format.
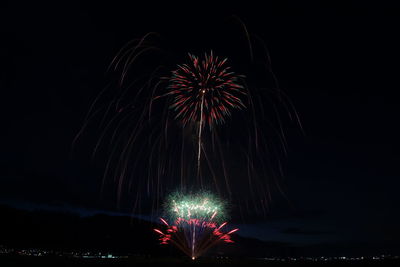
165 52 246 174
153 192 238 259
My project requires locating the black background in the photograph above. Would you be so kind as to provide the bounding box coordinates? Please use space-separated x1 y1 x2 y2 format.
1 0 399 256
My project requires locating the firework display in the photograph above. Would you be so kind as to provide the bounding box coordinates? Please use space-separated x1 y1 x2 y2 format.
154 192 238 259
75 19 299 259
166 51 246 128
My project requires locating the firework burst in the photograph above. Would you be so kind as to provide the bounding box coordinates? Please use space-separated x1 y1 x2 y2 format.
165 51 246 128
160 52 246 173
154 192 238 259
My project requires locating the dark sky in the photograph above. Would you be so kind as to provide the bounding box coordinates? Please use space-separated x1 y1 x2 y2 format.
1 0 400 254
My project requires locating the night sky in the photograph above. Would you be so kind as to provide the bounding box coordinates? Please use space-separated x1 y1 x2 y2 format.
1 0 400 255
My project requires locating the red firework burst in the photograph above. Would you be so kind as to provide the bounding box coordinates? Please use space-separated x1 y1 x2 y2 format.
154 218 238 260
167 51 246 127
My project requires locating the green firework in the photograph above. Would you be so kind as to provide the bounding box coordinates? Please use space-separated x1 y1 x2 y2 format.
164 191 228 222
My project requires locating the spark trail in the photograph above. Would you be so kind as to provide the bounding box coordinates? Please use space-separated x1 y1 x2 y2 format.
167 51 246 176
197 92 205 177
